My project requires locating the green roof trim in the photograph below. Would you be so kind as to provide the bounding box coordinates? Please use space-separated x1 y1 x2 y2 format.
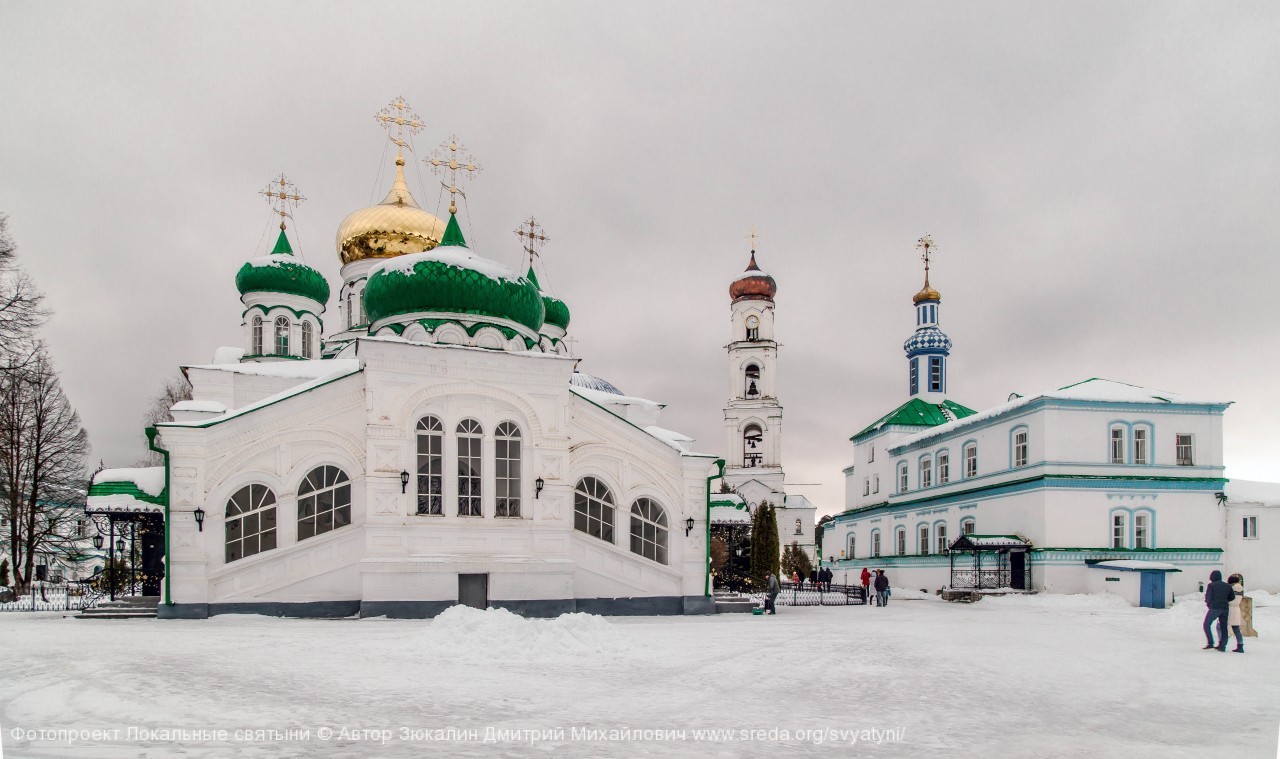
86 480 166 506
439 212 466 247
851 398 978 440
236 257 331 304
270 228 293 256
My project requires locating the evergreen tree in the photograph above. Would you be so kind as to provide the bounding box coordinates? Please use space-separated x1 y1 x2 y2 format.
748 502 768 588
760 502 781 581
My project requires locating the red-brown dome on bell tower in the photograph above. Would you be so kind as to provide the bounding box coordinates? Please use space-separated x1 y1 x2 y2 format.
729 251 777 302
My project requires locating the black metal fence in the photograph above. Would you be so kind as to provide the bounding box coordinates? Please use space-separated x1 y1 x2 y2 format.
748 582 868 607
0 581 104 612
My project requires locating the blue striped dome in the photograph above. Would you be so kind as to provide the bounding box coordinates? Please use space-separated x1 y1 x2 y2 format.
904 327 952 355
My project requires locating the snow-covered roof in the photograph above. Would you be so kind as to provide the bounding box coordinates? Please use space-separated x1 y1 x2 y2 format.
93 467 165 497
185 358 358 380
1092 560 1183 572
212 346 245 364
570 371 624 395
163 361 362 428
710 494 751 524
1224 480 1280 507
951 534 1030 549
570 385 663 410
369 246 523 283
894 378 1230 450
171 399 228 414
86 467 166 514
644 426 694 453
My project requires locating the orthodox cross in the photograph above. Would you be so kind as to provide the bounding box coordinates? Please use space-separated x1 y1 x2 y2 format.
260 174 305 231
428 135 481 214
916 234 936 278
374 96 425 157
515 216 550 268
747 225 761 253
562 334 578 355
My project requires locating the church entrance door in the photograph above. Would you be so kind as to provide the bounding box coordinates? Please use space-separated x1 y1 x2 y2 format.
459 573 489 610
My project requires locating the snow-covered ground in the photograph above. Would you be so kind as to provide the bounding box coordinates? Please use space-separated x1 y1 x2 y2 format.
1 594 1277 758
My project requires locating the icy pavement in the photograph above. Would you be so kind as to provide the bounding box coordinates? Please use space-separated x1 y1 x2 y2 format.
1 594 1277 758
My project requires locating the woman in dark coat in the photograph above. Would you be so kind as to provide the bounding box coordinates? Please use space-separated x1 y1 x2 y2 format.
874 570 890 607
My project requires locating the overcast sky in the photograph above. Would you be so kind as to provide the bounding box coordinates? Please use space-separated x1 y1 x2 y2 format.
2 2 1277 515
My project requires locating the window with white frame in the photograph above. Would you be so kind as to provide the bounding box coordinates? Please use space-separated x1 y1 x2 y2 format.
416 416 444 515
872 530 881 558
301 321 313 359
1133 427 1149 465
1013 429 1028 468
457 419 483 516
964 444 977 478
873 475 880 494
495 421 522 518
1176 434 1194 466
898 462 908 493
868 446 875 463
937 451 949 484
274 316 290 356
226 484 277 563
575 477 615 543
1243 516 1258 539
297 466 351 541
919 524 930 555
795 518 803 535
847 533 855 559
629 498 668 564
920 457 933 488
1110 427 1125 464
346 292 354 329
1111 513 1127 549
936 523 948 554
251 316 263 355
909 358 919 396
1134 512 1150 549
929 356 943 393
863 478 869 496
961 518 975 535
895 527 906 556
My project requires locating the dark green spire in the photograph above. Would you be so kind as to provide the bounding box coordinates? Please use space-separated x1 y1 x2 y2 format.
526 266 541 289
439 212 467 248
270 227 293 256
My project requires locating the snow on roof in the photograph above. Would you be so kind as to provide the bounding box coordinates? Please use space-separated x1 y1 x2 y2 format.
710 493 745 505
570 385 664 411
953 534 1030 548
570 371 624 395
243 253 301 270
644 426 694 452
711 503 752 524
894 378 1230 450
92 467 166 497
171 399 228 414
1092 560 1183 572
212 346 245 364
369 246 523 283
1224 480 1280 507
162 362 362 428
185 358 359 380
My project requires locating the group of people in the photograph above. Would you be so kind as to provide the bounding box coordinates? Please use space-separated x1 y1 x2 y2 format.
791 567 834 591
1202 570 1251 653
860 567 891 606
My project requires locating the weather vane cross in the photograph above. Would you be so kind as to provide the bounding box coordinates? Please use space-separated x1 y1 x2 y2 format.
428 135 481 214
260 174 305 231
374 96 425 157
747 225 761 252
917 234 936 276
515 216 550 267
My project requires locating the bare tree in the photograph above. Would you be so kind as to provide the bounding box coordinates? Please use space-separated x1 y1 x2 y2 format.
0 214 48 371
0 348 90 593
137 373 192 465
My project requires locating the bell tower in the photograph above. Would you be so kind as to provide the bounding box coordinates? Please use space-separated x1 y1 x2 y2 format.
722 234 784 494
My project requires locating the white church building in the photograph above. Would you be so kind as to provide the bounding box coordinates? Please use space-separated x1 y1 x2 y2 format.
87 100 724 618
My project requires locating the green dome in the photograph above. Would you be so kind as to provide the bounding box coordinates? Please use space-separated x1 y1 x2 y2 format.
542 295 571 330
235 230 331 305
363 216 544 333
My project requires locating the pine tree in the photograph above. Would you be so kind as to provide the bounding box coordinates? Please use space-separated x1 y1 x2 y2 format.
760 502 781 581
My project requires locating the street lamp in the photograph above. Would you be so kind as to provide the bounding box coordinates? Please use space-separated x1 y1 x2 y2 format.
535 477 545 499
400 470 410 494
92 534 103 550
116 537 125 555
193 506 205 532
685 517 696 536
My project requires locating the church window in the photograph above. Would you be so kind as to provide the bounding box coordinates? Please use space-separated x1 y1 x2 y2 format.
871 529 881 558
964 444 978 478
1111 427 1126 464
629 498 668 564
937 451 950 484
873 475 880 494
1111 513 1127 549
919 524 930 555
795 518 803 535
936 523 948 554
416 416 444 515
743 424 763 467
863 478 869 496
225 484 277 563
1134 513 1150 549
1133 427 1149 465
897 462 908 493
457 419 483 517
251 316 263 355
744 364 760 398
920 456 932 488
1176 434 1194 466
868 446 875 463
297 466 351 541
574 477 615 543
895 527 906 556
909 358 919 396
961 518 976 536
847 533 856 559
301 321 313 359
274 316 290 356
1013 429 1028 468
346 292 354 329
495 422 522 518
1243 516 1258 539
745 315 759 341
356 286 366 325
929 356 943 393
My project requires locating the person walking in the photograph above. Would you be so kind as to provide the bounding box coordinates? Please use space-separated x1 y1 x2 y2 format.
874 569 890 607
1227 573 1245 653
791 569 801 588
860 567 872 606
1202 570 1235 651
765 572 780 615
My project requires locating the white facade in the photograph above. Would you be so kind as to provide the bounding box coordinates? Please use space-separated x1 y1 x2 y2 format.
1223 480 1280 592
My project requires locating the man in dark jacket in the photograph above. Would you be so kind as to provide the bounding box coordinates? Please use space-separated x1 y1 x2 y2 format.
1203 569 1236 650
765 573 780 615
874 570 890 607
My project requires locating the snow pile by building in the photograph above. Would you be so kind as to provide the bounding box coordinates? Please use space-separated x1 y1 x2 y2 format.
978 593 1132 610
421 606 636 663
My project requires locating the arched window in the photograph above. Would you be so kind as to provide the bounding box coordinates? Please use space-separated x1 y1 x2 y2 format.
1132 424 1151 465
745 315 759 341
301 321 313 359
743 424 763 467
1110 426 1126 464
251 316 263 355
495 421 522 518
298 466 351 540
574 477 615 542
225 484 276 563
346 291 354 329
937 450 950 484
1134 511 1152 548
920 456 933 488
795 518 802 535
895 527 906 556
964 443 978 478
1012 427 1029 468
898 462 908 493
744 364 760 398
871 529 881 558
416 416 444 515
847 533 856 559
457 419 483 517
629 498 668 564
274 316 290 356
918 524 930 555
961 517 976 536
1111 512 1127 549
355 286 365 326
935 523 948 554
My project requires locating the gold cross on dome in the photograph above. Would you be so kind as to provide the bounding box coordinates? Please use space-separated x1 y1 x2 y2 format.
428 134 481 214
747 225 761 252
374 96 425 155
260 174 305 230
515 216 550 266
916 234 936 274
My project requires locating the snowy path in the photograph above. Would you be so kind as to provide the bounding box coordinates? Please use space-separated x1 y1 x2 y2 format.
1 595 1277 758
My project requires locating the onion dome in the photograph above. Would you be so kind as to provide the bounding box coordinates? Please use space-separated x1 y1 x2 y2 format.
363 213 546 334
526 267 571 331
913 274 941 304
729 251 777 302
235 229 330 304
336 156 445 266
570 371 624 395
903 327 952 355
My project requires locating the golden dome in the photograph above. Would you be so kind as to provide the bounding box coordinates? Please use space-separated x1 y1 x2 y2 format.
336 157 445 266
912 274 941 304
